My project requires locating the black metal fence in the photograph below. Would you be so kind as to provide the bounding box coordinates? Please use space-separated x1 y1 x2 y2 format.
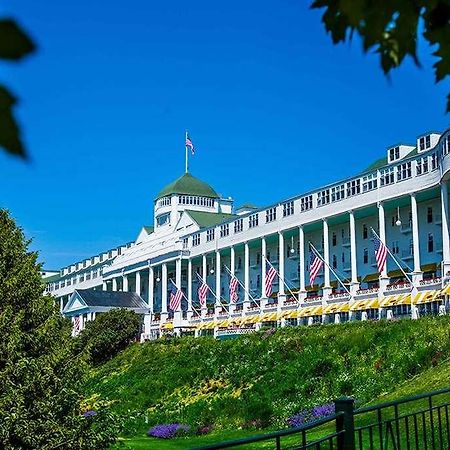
192 387 450 450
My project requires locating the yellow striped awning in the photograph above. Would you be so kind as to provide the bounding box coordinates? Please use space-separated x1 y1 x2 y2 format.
413 290 440 304
217 319 231 328
202 321 216 330
324 303 341 314
243 315 260 324
441 284 450 295
298 306 314 317
301 305 323 317
261 312 278 322
283 310 299 319
350 300 368 311
161 321 174 330
380 294 402 307
366 298 380 309
397 294 412 305
338 302 350 312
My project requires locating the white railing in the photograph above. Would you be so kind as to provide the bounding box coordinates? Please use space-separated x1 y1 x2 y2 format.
419 277 441 286
356 287 379 295
386 282 412 291
216 328 256 337
328 292 350 300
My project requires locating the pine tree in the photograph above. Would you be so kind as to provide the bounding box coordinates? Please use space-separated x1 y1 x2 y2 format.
0 209 119 449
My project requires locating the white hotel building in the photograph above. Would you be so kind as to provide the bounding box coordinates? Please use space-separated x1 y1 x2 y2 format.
46 127 450 338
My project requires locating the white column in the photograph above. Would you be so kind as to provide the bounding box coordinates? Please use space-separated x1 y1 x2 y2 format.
244 242 250 310
349 211 359 291
230 246 236 312
102 280 107 291
261 237 267 305
441 182 450 275
174 258 182 330
112 277 117 291
278 232 285 297
161 263 168 320
148 266 154 310
298 226 306 302
135 270 141 296
323 219 331 289
202 254 207 317
411 194 422 283
122 273 129 292
187 259 193 318
215 251 221 313
378 202 389 295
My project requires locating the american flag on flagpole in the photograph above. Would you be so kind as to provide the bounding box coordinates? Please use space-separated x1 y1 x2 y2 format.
186 133 195 155
74 315 81 332
169 283 183 311
229 274 239 303
196 272 209 305
372 229 388 273
309 246 324 285
265 261 277 297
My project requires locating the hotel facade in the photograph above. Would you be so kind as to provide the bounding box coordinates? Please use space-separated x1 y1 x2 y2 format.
46 127 450 338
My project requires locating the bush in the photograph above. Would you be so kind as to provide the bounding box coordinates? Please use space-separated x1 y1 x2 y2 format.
147 423 190 439
77 308 140 365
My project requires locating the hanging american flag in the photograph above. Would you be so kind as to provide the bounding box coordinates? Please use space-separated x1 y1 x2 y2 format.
74 315 81 332
196 272 209 305
265 261 278 297
169 282 183 311
372 229 387 273
185 133 195 155
309 246 324 285
229 274 239 303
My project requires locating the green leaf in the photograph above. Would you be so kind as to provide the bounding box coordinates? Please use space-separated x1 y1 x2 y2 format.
0 86 27 159
0 19 35 60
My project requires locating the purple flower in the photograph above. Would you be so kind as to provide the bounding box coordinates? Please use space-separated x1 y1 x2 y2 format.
287 411 308 428
147 423 190 439
83 410 97 418
311 403 335 419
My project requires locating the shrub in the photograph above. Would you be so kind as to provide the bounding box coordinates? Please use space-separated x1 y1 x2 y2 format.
77 308 140 365
147 423 190 439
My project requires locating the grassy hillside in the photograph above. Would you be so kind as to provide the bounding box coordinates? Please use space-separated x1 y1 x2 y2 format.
86 316 450 443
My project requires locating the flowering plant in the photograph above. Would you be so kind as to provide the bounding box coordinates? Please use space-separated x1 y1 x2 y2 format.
287 403 335 428
147 423 190 439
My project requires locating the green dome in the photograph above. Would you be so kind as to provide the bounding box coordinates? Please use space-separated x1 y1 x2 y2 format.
156 173 219 199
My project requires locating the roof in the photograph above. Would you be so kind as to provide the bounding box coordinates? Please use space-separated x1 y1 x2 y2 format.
362 148 418 173
74 289 148 308
185 210 237 228
156 173 219 199
237 203 258 210
143 226 154 234
42 274 60 283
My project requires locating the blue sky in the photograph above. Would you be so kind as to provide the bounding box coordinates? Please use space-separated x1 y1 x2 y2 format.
1 0 448 269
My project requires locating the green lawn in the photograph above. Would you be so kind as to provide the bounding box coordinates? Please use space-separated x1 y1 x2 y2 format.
111 358 450 449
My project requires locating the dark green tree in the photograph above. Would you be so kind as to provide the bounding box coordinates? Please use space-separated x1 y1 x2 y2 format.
312 0 450 111
0 209 119 449
77 308 141 366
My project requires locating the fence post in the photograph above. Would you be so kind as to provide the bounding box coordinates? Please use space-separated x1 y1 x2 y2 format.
335 397 356 450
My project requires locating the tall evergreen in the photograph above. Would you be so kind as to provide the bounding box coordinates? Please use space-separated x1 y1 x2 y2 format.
0 209 118 449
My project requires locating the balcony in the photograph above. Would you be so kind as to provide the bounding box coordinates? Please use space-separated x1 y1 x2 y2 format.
401 249 413 261
342 237 351 247
400 221 412 234
386 281 411 291
328 292 350 300
356 287 379 296
419 277 441 286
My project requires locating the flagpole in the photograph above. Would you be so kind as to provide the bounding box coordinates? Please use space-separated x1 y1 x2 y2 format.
309 242 352 297
196 272 231 316
370 227 413 285
224 265 261 311
169 278 203 320
263 255 299 304
185 130 188 173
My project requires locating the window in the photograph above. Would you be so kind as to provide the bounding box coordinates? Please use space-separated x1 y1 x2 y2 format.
156 212 170 227
332 232 337 246
158 196 171 207
256 253 261 265
363 248 368 264
90 256 95 264
392 241 399 254
389 146 400 161
266 207 277 223
300 195 313 211
256 274 261 288
428 233 434 252
431 152 438 170
397 162 412 181
416 157 429 175
419 136 426 151
182 237 188 249
220 224 229 238
267 251 271 262
363 224 368 239
317 189 330 206
234 218 243 233
362 173 378 192
332 255 337 269
427 207 433 223
380 167 395 186
341 252 345 263
192 233 201 246
409 238 414 256
346 179 361 197
283 201 294 217
108 250 113 258
249 214 259 228
238 257 242 270
331 184 345 202
443 135 450 155
206 229 215 242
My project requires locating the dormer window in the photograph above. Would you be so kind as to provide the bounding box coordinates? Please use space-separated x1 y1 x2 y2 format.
419 135 431 151
156 212 171 227
389 146 400 162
